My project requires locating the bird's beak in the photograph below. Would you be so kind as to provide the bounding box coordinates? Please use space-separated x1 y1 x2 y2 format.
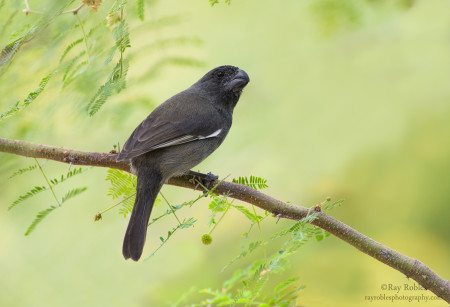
228 69 250 93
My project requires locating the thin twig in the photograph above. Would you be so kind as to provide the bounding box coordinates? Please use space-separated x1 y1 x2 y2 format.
22 1 85 15
62 3 85 15
251 204 268 267
34 158 60 205
99 192 136 215
208 199 233 235
160 192 182 225
76 13 90 60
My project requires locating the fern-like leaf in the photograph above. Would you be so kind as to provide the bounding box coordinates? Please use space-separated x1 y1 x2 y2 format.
109 0 127 14
23 71 54 105
49 167 89 186
60 38 84 62
270 213 319 241
23 187 87 236
1 71 55 120
232 176 268 190
105 168 136 198
57 20 102 50
267 277 303 306
62 59 88 88
62 51 86 82
9 164 38 179
24 206 57 236
145 217 197 260
274 276 300 293
117 194 136 217
104 45 117 65
323 199 344 211
60 187 88 203
208 196 228 212
9 186 47 210
112 22 131 53
179 217 197 229
87 58 129 116
313 226 330 242
106 169 138 216
137 0 145 21
223 240 263 271
232 205 263 223
148 199 194 226
0 32 29 67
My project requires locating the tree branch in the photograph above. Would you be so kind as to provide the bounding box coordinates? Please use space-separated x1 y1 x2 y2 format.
1 137 449 303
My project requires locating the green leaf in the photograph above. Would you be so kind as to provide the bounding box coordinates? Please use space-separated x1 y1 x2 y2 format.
105 168 136 199
179 217 197 229
0 29 33 67
148 199 190 226
270 213 319 241
9 186 47 210
24 205 57 236
104 45 117 65
313 227 330 242
112 22 131 53
223 240 262 271
117 194 136 217
1 71 55 121
62 59 88 87
232 176 268 190
9 164 37 179
49 167 89 186
62 51 86 82
23 72 55 105
137 0 145 21
61 187 88 204
109 0 127 14
24 187 87 236
208 196 228 212
60 38 84 63
87 58 129 116
232 205 262 223
0 100 20 121
323 199 344 211
145 217 197 260
274 277 300 293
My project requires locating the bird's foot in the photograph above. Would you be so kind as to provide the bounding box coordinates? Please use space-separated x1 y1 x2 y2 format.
188 171 219 194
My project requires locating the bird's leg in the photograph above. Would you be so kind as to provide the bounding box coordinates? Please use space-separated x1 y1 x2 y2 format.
187 170 219 194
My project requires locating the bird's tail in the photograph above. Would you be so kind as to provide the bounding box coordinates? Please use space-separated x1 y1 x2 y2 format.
123 172 163 261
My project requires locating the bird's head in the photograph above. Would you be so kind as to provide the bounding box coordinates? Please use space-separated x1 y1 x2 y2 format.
194 65 250 111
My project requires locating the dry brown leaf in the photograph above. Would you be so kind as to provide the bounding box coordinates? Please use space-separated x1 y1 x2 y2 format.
81 0 103 12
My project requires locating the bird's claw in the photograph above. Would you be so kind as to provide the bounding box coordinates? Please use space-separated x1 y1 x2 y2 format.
190 171 218 195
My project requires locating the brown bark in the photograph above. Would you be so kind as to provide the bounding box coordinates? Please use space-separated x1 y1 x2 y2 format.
1 137 449 303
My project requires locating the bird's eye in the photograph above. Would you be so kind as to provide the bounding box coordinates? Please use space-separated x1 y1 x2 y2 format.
216 71 225 78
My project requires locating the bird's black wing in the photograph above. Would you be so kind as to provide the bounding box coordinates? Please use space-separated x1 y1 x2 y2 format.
117 91 226 161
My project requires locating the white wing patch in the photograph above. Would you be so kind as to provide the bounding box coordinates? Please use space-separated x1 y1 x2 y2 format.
198 129 222 139
150 129 222 150
150 135 195 150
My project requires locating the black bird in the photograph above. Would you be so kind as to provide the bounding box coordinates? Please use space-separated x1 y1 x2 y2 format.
117 65 250 261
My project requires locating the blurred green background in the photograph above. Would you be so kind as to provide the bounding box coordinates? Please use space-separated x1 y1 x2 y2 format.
1 0 449 306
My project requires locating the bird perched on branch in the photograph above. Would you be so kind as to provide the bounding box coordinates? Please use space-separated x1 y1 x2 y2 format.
117 65 250 261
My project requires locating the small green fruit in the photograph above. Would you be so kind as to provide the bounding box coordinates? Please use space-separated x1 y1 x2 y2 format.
201 234 213 245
